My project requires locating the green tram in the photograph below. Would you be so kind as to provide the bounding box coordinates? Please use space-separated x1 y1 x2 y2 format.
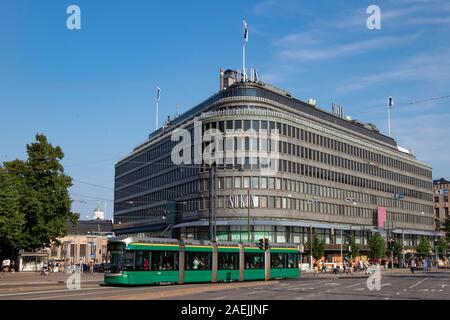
104 237 300 285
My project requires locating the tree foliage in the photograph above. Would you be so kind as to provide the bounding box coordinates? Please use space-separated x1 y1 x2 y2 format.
437 238 448 255
0 134 77 258
416 236 432 256
310 235 325 260
349 238 360 258
392 240 404 259
444 219 450 243
368 234 386 259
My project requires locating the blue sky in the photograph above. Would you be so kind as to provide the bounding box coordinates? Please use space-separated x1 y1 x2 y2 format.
1 0 449 220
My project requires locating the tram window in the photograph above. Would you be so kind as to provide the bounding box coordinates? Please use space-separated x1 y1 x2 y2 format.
218 252 239 270
123 251 135 271
287 253 299 268
244 253 264 269
271 253 299 269
271 253 285 269
151 250 179 271
185 252 212 270
134 250 147 271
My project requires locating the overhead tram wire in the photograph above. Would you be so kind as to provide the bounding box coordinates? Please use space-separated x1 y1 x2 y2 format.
352 94 450 116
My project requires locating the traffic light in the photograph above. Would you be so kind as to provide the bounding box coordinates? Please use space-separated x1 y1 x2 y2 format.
258 238 264 250
264 238 270 251
387 239 394 251
434 238 438 247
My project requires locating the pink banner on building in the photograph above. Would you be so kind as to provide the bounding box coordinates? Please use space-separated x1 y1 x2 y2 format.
377 207 387 228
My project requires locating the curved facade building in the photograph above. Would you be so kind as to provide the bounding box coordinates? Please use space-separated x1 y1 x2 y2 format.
114 69 437 260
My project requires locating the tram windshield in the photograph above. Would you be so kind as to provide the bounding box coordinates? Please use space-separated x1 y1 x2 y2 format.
106 242 125 273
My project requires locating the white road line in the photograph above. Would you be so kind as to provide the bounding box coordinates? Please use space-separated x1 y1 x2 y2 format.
284 280 334 290
210 296 228 300
409 278 428 289
345 282 365 288
381 283 391 287
0 286 115 298
246 291 260 295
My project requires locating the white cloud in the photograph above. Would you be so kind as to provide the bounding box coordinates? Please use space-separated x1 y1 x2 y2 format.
279 33 421 62
336 49 450 93
392 112 450 176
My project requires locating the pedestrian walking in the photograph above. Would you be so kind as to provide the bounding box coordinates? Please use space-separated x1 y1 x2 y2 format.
410 258 416 274
89 259 94 274
332 262 338 275
423 258 428 272
2 258 10 273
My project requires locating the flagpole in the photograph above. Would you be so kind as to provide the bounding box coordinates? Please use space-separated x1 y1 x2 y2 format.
156 100 159 130
388 96 393 137
156 87 160 130
388 105 391 137
243 43 246 82
242 20 248 82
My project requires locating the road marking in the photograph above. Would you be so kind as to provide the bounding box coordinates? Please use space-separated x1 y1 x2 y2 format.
354 288 365 291
381 283 391 287
409 278 428 289
247 291 260 295
441 284 448 289
283 280 331 290
345 282 365 288
211 296 228 300
0 286 115 298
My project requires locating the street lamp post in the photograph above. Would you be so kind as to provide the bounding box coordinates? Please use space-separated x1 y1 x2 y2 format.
208 164 217 242
247 188 250 242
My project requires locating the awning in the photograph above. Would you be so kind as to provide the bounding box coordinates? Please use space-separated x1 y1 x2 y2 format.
392 229 442 237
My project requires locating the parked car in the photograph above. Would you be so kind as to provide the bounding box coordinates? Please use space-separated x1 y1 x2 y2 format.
94 263 106 273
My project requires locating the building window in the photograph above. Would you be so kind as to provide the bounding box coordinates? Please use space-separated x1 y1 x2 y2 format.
243 177 250 188
235 176 242 189
252 177 259 189
261 177 268 189
261 196 268 208
226 177 233 189
218 177 224 189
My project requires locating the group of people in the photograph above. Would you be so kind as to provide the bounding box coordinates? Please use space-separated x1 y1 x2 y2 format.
314 259 374 275
1 258 15 273
407 257 433 274
39 258 95 275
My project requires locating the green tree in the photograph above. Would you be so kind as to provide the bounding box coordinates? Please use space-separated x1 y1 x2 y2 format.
310 235 325 260
0 167 26 257
392 240 404 260
437 238 448 255
348 238 360 258
444 219 450 243
368 234 386 260
0 134 77 259
416 236 432 256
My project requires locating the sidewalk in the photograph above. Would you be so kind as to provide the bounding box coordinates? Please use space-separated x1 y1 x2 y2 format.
300 267 450 279
0 272 103 286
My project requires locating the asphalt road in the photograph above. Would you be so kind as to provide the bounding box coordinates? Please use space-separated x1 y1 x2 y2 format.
1 270 449 300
